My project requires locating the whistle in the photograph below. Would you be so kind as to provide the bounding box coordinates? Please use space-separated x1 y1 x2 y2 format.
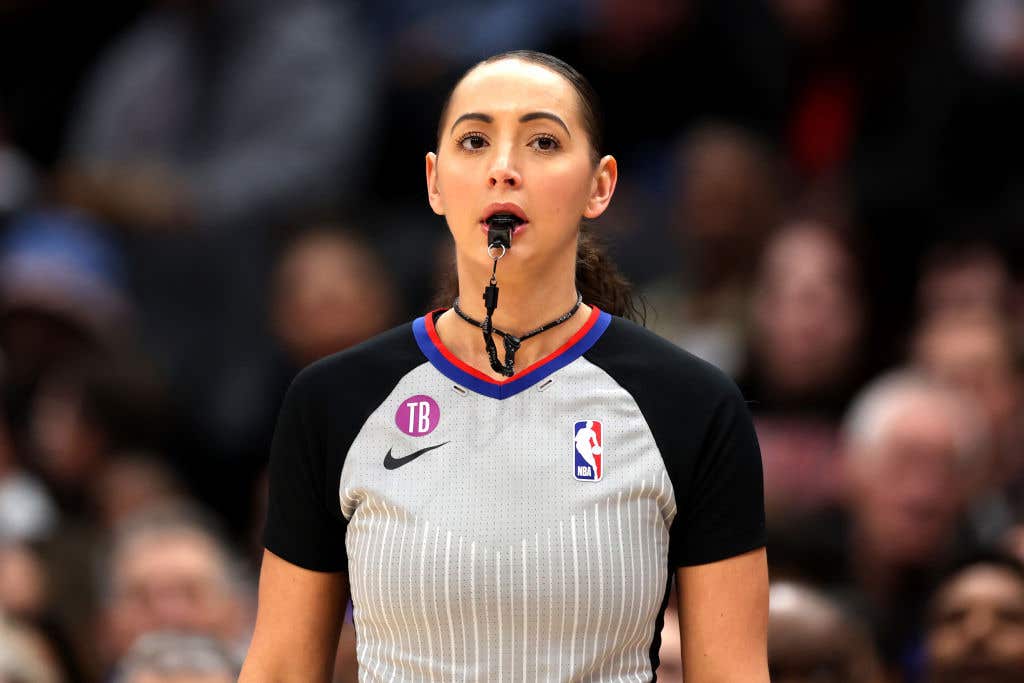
486 214 517 250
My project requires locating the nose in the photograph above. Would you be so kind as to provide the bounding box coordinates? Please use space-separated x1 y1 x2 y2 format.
150 587 199 629
488 145 521 188
962 607 997 648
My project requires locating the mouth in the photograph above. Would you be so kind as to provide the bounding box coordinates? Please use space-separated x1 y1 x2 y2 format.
480 203 529 236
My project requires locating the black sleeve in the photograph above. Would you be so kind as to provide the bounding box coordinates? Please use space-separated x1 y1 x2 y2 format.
263 366 349 572
669 382 766 567
583 316 766 569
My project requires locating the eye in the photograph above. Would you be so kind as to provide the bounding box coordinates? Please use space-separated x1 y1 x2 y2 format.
935 607 968 626
457 133 488 151
997 606 1024 625
530 134 560 152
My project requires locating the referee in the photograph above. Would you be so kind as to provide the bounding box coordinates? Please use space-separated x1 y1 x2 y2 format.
241 51 768 682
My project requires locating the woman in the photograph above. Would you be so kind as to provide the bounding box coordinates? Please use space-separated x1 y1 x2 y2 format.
240 51 768 681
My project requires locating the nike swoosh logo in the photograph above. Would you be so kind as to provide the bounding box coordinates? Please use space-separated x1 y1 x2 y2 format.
383 442 449 470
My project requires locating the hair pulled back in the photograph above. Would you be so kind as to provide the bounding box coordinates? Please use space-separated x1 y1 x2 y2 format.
433 50 643 323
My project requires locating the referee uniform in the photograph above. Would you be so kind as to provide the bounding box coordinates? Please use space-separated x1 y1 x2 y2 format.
264 306 765 681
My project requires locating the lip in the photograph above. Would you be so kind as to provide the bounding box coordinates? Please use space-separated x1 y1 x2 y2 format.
481 203 527 222
480 202 529 237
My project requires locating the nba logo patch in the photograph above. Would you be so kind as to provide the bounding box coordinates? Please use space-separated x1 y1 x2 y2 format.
573 420 603 481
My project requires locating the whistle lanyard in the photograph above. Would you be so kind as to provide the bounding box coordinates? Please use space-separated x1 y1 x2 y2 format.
453 232 582 377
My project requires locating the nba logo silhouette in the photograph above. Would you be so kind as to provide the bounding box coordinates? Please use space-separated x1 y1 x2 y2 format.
573 420 603 481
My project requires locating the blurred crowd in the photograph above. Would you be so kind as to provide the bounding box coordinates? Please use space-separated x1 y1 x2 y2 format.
0 0 1022 681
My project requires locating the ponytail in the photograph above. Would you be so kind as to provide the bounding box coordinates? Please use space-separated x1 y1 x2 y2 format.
575 225 644 322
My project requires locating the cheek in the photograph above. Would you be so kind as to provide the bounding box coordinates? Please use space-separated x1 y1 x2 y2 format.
551 163 594 209
992 627 1024 658
436 162 478 222
927 628 965 660
531 163 594 235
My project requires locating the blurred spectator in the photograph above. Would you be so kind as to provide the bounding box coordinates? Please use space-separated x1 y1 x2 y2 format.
917 240 1015 322
90 453 187 533
0 542 47 622
271 227 398 369
924 551 1024 683
912 310 1024 537
235 224 402 544
757 417 843 522
97 505 252 674
0 209 132 436
29 354 168 512
842 370 985 566
701 0 935 181
0 385 55 542
55 0 376 462
964 0 1024 77
0 542 81 681
21 355 171 681
111 631 237 683
0 613 63 683
740 219 865 519
60 0 372 232
769 581 883 683
645 123 783 376
0 1 142 172
742 219 866 417
771 370 988 670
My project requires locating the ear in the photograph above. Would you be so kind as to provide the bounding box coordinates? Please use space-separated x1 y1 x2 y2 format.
583 155 618 220
426 152 445 216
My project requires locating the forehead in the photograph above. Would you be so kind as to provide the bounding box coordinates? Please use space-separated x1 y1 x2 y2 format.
117 530 223 576
446 59 580 125
878 399 959 450
938 565 1024 606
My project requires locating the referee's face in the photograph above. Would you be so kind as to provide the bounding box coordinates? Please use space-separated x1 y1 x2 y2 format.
426 59 616 279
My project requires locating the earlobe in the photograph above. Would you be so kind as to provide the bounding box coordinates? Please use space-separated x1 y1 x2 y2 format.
426 152 445 216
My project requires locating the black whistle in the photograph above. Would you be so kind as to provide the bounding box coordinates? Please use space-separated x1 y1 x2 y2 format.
486 214 516 250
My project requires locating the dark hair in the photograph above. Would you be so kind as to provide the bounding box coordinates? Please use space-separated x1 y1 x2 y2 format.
936 548 1024 587
926 548 1024 625
433 50 643 322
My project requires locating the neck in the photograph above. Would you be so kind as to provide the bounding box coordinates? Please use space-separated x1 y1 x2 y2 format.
434 251 592 380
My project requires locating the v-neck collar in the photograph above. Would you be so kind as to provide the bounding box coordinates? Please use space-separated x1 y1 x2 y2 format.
412 306 611 400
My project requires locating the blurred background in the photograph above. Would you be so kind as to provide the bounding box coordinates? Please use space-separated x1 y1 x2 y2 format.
1 0 1022 681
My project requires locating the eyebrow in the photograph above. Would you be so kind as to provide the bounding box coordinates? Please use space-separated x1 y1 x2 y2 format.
449 111 572 137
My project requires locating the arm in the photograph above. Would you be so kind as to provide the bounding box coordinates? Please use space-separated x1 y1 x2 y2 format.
239 549 349 682
676 547 769 682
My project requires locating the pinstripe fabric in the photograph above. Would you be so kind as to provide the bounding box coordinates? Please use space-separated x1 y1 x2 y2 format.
338 358 676 681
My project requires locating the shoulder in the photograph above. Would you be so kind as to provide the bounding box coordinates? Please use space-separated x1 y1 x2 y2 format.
585 314 743 412
594 318 766 567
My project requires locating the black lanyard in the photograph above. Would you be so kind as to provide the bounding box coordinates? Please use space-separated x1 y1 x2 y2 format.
453 292 583 377
454 217 582 377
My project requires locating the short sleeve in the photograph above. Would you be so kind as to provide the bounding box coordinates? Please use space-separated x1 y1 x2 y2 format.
263 370 349 572
669 385 766 567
